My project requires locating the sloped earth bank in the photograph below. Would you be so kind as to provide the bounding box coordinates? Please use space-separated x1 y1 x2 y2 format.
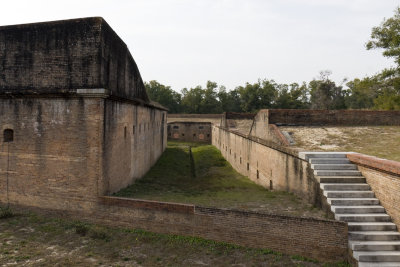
280 126 400 161
116 141 326 218
0 211 349 266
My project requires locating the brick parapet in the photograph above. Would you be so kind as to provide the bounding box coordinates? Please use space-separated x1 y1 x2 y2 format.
99 196 195 214
268 124 290 146
347 153 400 177
268 109 400 126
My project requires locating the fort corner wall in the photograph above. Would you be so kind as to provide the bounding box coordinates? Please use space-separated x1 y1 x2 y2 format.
0 98 104 211
0 17 167 212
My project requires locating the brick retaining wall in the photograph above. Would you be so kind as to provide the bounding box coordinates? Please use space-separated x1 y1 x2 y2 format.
347 153 400 228
268 109 400 126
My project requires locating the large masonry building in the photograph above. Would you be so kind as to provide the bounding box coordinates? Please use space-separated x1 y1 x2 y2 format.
0 17 167 212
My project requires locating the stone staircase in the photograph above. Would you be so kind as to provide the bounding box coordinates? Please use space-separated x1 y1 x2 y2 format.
299 152 400 267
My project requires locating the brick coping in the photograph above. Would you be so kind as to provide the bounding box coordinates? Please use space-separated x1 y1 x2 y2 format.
347 153 400 177
99 196 344 225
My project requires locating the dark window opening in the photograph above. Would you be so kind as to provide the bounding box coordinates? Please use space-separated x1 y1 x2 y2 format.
247 163 249 171
240 157 242 164
199 126 204 129
4 129 13 142
230 149 231 155
193 134 196 137
257 170 259 179
207 134 210 137
182 133 185 136
124 126 127 138
270 180 273 190
133 125 135 134
173 125 179 129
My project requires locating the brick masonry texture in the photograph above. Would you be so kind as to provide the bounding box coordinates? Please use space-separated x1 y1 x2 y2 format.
0 17 148 102
0 97 167 212
0 17 167 212
268 109 400 126
11 196 348 262
213 126 320 205
167 122 212 143
348 153 400 229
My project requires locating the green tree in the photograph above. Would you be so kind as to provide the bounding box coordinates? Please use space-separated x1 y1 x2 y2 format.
345 77 379 109
365 7 400 110
309 71 346 110
145 80 181 113
218 87 242 112
200 81 222 113
366 7 400 66
237 79 277 112
274 83 310 109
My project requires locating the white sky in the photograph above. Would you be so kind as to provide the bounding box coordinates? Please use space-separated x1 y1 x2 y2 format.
1 0 399 91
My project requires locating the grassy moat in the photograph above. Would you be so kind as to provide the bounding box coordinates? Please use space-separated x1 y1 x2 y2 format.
116 141 326 218
0 142 349 266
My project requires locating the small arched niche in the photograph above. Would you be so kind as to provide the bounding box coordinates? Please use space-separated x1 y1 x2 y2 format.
4 129 14 142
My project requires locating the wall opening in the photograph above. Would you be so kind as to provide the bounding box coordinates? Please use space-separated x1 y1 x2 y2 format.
247 163 249 171
133 125 135 134
124 126 127 139
3 129 13 142
270 180 273 190
257 170 259 179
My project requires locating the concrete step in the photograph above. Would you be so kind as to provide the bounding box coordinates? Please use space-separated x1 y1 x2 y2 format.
351 240 400 251
309 158 351 164
332 206 385 214
328 198 380 206
299 152 348 160
349 231 400 241
336 213 392 222
354 251 400 262
314 170 362 176
348 222 397 231
358 262 400 267
318 176 366 183
324 190 374 198
321 183 370 191
312 163 358 170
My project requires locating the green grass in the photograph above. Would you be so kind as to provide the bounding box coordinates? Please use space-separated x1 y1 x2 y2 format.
0 211 349 266
116 142 325 218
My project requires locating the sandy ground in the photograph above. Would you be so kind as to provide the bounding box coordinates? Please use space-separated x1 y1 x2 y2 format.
279 126 400 161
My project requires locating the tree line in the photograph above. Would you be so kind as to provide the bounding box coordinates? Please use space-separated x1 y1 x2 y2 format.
146 7 400 113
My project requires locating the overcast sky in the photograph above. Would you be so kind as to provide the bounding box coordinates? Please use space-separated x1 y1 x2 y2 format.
1 0 399 91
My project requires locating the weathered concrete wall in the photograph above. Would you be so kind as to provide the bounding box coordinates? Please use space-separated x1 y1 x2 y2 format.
0 97 103 211
167 122 211 143
268 109 400 126
347 153 400 229
212 126 319 205
12 196 349 262
103 100 167 194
